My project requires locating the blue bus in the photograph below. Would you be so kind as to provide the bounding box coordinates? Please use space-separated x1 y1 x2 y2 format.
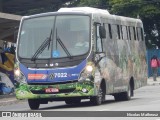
14 7 147 110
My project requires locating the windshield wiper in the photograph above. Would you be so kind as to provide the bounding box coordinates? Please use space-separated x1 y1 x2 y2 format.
56 29 72 59
31 30 52 61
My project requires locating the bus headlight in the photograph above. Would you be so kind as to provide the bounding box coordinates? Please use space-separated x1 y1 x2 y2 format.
15 69 21 77
86 65 93 72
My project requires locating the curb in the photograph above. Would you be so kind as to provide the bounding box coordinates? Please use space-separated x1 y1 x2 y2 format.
0 98 18 106
147 82 160 86
0 94 15 99
0 94 21 106
0 97 18 106
147 78 160 85
0 96 26 106
147 77 160 86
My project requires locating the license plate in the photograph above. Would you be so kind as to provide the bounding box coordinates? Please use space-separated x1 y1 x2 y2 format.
45 88 59 93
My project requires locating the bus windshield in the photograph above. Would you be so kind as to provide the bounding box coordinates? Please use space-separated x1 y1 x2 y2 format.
18 15 90 59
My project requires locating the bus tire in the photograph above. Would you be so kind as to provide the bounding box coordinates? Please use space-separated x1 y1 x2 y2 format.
123 84 132 100
90 85 104 105
114 84 132 101
28 99 40 110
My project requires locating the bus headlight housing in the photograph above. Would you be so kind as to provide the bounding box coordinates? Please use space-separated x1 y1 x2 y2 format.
79 64 94 82
15 69 21 77
14 65 26 83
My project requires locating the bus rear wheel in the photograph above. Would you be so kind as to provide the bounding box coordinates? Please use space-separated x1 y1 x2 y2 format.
114 84 132 101
123 84 132 100
28 99 40 110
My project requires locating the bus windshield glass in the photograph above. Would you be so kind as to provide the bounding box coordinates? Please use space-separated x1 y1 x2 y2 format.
18 15 90 59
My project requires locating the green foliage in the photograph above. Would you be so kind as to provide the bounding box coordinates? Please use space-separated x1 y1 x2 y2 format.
108 0 160 49
2 0 72 15
77 0 109 9
73 0 160 49
109 0 140 17
3 0 160 49
78 0 100 7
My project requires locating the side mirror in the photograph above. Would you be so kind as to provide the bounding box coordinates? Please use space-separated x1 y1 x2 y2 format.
99 26 106 39
94 52 106 65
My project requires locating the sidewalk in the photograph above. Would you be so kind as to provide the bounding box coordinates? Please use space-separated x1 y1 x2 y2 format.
0 93 18 106
147 76 160 85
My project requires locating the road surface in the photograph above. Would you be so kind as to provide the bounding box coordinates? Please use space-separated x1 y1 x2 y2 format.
0 84 160 112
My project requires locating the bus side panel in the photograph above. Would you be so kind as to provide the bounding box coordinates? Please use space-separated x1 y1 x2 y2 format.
97 16 147 95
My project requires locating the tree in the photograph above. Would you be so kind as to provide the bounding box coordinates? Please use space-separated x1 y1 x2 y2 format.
77 0 109 9
71 0 160 49
2 0 160 49
2 0 73 15
108 0 160 49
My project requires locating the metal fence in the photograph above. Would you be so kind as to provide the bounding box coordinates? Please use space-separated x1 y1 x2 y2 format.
146 49 160 77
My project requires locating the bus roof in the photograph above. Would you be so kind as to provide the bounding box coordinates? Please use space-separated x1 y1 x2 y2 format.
58 7 110 15
58 7 141 23
21 7 142 25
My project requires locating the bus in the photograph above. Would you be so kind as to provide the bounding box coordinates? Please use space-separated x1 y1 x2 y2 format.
14 7 147 110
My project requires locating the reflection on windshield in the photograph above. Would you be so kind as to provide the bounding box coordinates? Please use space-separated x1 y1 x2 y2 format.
55 28 72 59
31 29 53 61
18 15 90 59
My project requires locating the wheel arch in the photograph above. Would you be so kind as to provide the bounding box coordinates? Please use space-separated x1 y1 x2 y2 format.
100 78 106 95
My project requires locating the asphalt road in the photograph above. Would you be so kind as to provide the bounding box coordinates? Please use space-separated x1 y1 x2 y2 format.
0 84 160 112
1 83 160 120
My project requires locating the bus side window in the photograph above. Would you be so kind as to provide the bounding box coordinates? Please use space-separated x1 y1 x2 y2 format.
96 25 103 52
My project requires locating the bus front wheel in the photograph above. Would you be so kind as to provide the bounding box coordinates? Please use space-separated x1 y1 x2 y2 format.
28 99 40 110
90 85 104 105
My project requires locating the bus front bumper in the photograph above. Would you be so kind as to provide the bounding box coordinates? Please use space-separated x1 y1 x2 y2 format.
15 81 95 100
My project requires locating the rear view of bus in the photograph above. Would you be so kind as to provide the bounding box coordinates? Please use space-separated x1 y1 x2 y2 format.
14 9 97 110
